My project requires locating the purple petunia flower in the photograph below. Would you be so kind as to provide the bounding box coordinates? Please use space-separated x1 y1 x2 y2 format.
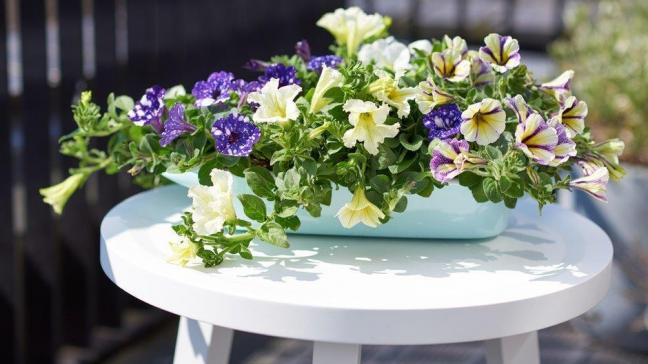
295 39 311 61
258 64 300 87
211 114 260 157
430 139 470 183
192 71 239 107
422 103 462 140
307 55 343 74
160 104 196 147
128 85 166 133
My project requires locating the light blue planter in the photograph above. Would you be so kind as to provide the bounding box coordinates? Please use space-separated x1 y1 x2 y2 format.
162 171 511 239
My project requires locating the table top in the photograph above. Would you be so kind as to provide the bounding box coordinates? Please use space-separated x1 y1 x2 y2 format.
100 185 612 345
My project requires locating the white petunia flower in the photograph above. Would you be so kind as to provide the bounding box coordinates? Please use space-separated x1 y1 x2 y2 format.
408 39 433 55
358 37 411 79
342 99 399 155
188 169 236 236
316 7 386 56
310 66 344 114
248 78 302 124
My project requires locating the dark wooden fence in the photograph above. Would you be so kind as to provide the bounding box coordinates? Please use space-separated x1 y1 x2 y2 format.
1 0 568 363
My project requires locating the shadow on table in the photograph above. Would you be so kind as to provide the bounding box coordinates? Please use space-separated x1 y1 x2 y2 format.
186 215 587 285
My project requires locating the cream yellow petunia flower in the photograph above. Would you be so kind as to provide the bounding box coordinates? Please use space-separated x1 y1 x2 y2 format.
248 78 302 124
316 7 386 56
342 99 399 155
309 66 344 114
337 187 385 228
167 237 199 267
460 98 506 145
368 73 417 118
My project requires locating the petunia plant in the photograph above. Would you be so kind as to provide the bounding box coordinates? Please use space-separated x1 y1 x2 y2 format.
41 7 625 267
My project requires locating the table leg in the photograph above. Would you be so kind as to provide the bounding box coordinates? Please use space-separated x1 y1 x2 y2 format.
485 331 539 364
173 316 234 364
313 341 361 364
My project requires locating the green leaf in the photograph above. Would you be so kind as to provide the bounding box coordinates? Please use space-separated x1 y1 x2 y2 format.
238 194 267 222
377 145 397 169
484 145 503 160
238 245 253 260
393 196 407 213
499 175 512 193
457 172 481 187
504 180 524 198
257 221 289 248
275 215 301 231
399 134 424 151
483 177 502 202
305 203 322 217
470 183 489 203
244 167 275 199
198 160 219 186
370 174 391 193
503 196 518 209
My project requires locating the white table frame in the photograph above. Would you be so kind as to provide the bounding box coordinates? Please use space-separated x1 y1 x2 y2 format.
100 186 612 364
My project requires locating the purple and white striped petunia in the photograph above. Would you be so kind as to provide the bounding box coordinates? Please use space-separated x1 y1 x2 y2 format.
259 64 300 87
192 71 240 108
430 139 469 183
478 33 520 73
431 49 470 83
540 70 574 102
468 50 495 87
422 103 462 140
128 85 166 133
307 55 343 74
505 94 534 123
548 120 576 166
558 96 588 138
570 167 609 202
160 104 196 147
211 114 261 157
514 113 558 165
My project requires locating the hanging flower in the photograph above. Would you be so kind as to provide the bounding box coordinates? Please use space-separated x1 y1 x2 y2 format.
39 173 87 215
540 70 574 102
295 39 311 61
468 50 495 87
443 35 468 56
593 139 625 165
316 7 386 56
188 169 237 236
342 99 399 155
478 33 521 73
247 78 302 124
160 104 196 147
431 49 470 82
191 71 239 107
505 94 534 123
415 77 453 115
358 37 411 78
454 151 488 172
570 167 609 202
259 64 300 87
558 96 588 137
422 103 462 140
337 187 385 228
548 120 576 167
408 39 432 55
310 66 344 114
167 237 199 267
128 85 166 133
514 113 558 165
368 72 417 118
430 139 470 183
211 114 260 157
307 55 343 74
460 98 506 145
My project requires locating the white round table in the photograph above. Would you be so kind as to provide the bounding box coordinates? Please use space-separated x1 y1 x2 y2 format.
100 185 612 364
